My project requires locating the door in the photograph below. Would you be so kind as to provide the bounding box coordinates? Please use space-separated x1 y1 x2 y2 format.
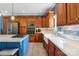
67 3 79 24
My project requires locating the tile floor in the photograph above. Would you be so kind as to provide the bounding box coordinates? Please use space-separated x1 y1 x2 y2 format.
27 42 48 56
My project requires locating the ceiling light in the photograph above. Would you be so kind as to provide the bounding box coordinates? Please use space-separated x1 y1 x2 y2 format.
40 11 42 13
4 10 8 13
48 5 51 7
11 16 15 20
22 10 25 13
11 3 15 20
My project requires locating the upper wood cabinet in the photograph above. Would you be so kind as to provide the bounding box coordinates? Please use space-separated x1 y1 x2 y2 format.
57 3 66 26
77 4 79 18
67 3 79 24
57 3 79 25
42 16 49 28
42 11 53 28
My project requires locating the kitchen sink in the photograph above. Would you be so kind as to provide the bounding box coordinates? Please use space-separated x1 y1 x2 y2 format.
11 35 23 38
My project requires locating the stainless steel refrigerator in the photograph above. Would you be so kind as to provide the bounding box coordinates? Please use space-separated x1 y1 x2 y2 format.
7 23 19 34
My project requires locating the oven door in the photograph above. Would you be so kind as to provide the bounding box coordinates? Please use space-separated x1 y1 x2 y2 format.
27 28 35 35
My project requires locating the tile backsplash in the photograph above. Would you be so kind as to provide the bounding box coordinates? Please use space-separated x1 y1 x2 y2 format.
58 24 79 31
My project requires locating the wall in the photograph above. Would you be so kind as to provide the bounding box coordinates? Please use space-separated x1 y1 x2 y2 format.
0 16 2 34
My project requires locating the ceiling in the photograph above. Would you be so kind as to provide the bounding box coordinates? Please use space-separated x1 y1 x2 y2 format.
0 3 56 16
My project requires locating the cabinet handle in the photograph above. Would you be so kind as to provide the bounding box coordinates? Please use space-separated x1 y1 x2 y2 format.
75 18 79 20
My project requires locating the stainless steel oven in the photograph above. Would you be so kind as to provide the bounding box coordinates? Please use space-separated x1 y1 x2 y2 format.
27 23 35 35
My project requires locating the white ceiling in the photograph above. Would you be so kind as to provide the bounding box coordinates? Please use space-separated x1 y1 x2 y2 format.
0 3 56 16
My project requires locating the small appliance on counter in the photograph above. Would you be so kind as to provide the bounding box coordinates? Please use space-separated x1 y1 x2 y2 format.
36 28 41 33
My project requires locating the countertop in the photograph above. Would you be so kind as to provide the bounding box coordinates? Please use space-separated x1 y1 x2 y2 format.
41 28 79 56
0 34 29 42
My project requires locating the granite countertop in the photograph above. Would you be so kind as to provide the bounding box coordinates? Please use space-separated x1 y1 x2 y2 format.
41 28 79 56
0 34 16 38
0 48 19 56
0 35 29 42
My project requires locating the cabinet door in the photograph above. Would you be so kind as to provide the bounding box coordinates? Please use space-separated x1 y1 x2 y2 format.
42 17 45 27
55 46 66 56
42 17 49 28
48 40 55 56
35 33 43 42
67 3 79 24
42 38 48 50
19 26 26 35
35 17 42 28
76 4 79 19
57 3 66 26
29 35 36 42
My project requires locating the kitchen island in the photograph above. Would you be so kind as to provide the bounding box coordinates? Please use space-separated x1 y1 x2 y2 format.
0 35 29 56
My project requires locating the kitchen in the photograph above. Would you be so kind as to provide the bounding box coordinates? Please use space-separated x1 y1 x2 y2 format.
0 3 79 56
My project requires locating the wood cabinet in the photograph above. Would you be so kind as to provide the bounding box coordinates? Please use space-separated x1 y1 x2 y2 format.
19 26 27 35
57 3 79 25
35 17 42 28
29 33 43 42
42 11 54 28
35 33 43 42
55 46 66 56
67 3 79 24
42 17 49 28
48 39 66 56
3 16 10 34
57 3 66 26
77 4 79 18
42 36 48 54
29 34 36 42
48 40 55 56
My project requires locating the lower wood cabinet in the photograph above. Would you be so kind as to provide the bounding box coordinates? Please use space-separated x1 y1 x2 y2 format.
35 33 43 42
55 46 66 56
29 33 43 42
29 34 36 42
48 40 66 56
42 38 48 54
48 40 55 56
